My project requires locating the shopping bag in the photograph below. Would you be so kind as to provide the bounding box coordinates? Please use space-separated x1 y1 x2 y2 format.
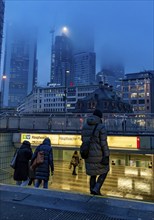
10 149 19 169
69 163 72 169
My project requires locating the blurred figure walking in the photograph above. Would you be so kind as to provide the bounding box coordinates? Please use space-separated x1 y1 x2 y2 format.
31 138 54 189
13 140 32 186
70 151 80 175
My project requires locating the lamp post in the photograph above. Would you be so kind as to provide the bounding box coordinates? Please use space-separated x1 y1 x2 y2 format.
64 70 70 113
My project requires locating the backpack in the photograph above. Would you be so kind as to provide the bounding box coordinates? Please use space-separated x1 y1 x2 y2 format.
80 124 98 159
30 151 44 170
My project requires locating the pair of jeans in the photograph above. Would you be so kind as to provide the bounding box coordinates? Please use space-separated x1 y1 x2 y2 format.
16 179 29 186
34 179 48 189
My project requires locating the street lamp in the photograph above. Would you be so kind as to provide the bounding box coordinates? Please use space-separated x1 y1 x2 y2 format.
64 70 70 113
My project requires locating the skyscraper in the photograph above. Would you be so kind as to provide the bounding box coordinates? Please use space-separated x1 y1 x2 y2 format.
0 0 5 67
51 33 73 87
96 63 125 90
74 52 96 86
1 25 38 108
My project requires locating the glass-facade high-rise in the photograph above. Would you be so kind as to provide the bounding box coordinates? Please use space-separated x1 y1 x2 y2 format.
51 34 73 87
74 52 96 86
1 25 38 108
0 0 5 67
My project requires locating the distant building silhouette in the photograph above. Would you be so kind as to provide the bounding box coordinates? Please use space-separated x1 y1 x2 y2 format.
51 33 73 87
74 52 96 86
1 24 38 108
96 63 125 91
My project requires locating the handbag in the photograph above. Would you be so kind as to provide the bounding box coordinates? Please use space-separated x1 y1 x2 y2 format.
10 149 19 169
30 151 44 170
80 124 98 159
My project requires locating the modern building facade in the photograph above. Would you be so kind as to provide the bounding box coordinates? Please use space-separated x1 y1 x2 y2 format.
51 33 73 87
74 52 96 86
1 25 38 108
120 71 154 113
17 84 98 113
0 0 5 67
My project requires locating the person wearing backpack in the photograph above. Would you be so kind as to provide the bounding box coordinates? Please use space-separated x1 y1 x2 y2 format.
31 138 54 189
81 109 110 195
70 151 80 175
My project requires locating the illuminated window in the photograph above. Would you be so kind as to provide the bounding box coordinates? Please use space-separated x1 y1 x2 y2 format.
138 93 145 98
131 93 137 98
138 106 145 111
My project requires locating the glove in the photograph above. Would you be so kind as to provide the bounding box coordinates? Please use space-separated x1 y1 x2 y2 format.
100 156 109 165
51 171 54 176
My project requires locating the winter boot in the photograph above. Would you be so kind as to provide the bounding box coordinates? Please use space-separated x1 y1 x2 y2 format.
91 183 103 195
90 176 96 194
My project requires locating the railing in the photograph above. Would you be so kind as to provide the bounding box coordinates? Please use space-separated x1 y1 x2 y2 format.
0 112 154 134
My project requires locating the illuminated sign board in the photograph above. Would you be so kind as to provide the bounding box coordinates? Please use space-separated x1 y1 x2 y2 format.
21 133 138 149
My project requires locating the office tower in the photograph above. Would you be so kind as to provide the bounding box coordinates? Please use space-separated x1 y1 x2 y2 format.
0 0 5 66
74 52 96 86
96 63 125 91
51 33 73 87
121 71 154 113
1 25 38 108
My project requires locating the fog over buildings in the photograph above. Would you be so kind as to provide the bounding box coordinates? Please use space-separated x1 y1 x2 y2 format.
0 0 154 86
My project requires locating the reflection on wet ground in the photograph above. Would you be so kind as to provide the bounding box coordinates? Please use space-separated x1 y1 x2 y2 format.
49 161 154 202
1 161 153 202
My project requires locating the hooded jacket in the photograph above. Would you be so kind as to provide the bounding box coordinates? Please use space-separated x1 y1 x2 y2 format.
31 138 54 181
81 115 110 176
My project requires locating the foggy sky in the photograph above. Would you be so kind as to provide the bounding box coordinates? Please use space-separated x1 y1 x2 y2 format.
2 0 154 86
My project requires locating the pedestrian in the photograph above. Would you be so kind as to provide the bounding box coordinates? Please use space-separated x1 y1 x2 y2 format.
13 140 32 186
122 117 126 132
81 109 110 195
70 151 80 175
31 138 54 189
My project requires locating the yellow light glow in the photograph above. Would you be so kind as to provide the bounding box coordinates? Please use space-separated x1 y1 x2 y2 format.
125 167 138 175
135 181 151 194
118 178 132 190
107 136 137 148
21 133 138 149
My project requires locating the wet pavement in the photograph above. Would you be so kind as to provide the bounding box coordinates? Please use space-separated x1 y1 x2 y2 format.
2 161 154 202
50 161 154 202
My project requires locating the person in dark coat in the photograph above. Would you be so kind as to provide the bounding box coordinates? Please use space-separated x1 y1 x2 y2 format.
70 151 80 175
81 109 110 195
14 140 32 186
31 138 54 189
